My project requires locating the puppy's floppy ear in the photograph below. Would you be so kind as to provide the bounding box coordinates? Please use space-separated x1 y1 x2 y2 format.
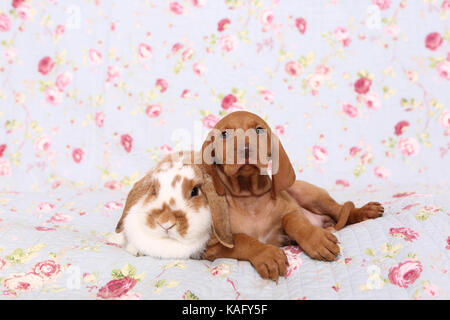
270 134 296 199
201 131 226 196
200 164 234 248
115 176 148 233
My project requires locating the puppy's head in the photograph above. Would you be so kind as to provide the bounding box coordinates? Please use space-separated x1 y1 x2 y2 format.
201 111 295 198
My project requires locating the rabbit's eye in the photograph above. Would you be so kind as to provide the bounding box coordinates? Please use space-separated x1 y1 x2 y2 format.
190 186 199 198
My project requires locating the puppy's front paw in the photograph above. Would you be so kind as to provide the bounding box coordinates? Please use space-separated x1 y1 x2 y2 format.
298 226 340 262
250 245 289 283
349 202 384 224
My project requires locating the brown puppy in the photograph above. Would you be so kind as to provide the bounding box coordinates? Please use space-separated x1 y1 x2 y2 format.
201 111 384 281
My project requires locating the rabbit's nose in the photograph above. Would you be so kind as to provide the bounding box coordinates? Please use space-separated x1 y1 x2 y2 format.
157 221 176 232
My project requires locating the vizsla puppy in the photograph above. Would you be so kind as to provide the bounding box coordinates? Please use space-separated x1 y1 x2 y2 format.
201 111 384 281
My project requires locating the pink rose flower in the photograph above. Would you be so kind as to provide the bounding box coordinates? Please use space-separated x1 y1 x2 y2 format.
37 202 55 213
295 17 307 34
219 34 238 52
354 77 372 94
160 144 173 154
95 111 105 127
342 103 358 118
46 212 72 224
55 72 72 91
0 159 11 176
442 0 450 10
388 259 423 288
306 73 325 91
0 13 12 32
436 61 450 80
138 43 152 59
191 0 206 8
171 43 183 54
104 201 123 211
34 135 52 153
221 94 237 109
260 89 274 102
217 18 231 32
260 9 274 26
334 26 349 41
336 179 350 187
181 89 192 99
284 61 302 76
169 2 184 15
312 145 328 163
274 125 284 136
55 24 65 35
97 277 137 299
4 47 16 61
0 258 6 271
3 273 44 292
349 146 361 156
72 148 84 163
181 48 194 61
45 87 62 106
12 0 25 8
38 56 54 75
398 137 420 156
104 180 123 190
17 3 32 21
121 134 133 153
360 152 373 164
203 114 219 129
155 78 168 93
439 110 450 129
373 0 391 10
0 144 6 157
106 65 121 82
425 32 443 51
363 91 381 109
374 166 390 179
192 62 207 76
389 227 419 242
88 48 103 65
394 120 409 136
424 283 439 297
146 104 162 118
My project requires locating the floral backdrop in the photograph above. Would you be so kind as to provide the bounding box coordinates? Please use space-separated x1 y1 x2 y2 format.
1 0 449 191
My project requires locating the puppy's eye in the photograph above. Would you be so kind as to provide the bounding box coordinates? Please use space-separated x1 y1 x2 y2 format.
256 127 265 135
190 186 199 198
221 131 228 139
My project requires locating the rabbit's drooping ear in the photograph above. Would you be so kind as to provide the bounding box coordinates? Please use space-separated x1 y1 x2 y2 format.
115 175 149 233
199 164 234 248
270 134 296 199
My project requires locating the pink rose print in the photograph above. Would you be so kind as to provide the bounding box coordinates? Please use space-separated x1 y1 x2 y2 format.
221 94 237 109
336 179 350 187
283 245 303 277
260 9 274 26
171 42 183 54
37 202 55 213
192 62 207 76
0 159 11 176
389 227 419 242
274 125 284 136
104 180 123 190
0 13 12 32
38 56 54 75
219 34 238 52
72 148 84 163
202 114 219 129
181 47 194 61
217 18 230 32
394 120 409 136
334 26 350 43
3 273 44 292
55 24 65 35
146 104 162 118
446 236 450 250
0 144 6 157
398 137 420 156
442 0 450 10
349 146 361 156
388 259 423 288
34 135 52 154
436 61 450 80
169 2 184 15
374 166 390 179
106 65 121 82
17 3 32 21
155 78 168 92
295 17 307 34
0 258 6 271
439 110 450 130
260 89 274 103
12 0 25 8
95 111 105 127
354 77 372 94
363 91 381 109
360 152 373 164
191 0 206 8
342 103 358 118
181 89 193 99
104 201 123 210
97 277 137 299
46 212 72 224
138 43 153 59
88 48 103 65
284 61 302 76
45 87 62 106
425 32 443 51
121 134 133 153
372 0 391 10
424 283 439 297
55 72 72 91
312 145 328 163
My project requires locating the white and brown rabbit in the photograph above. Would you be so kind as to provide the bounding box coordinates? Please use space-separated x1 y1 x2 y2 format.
112 151 233 259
